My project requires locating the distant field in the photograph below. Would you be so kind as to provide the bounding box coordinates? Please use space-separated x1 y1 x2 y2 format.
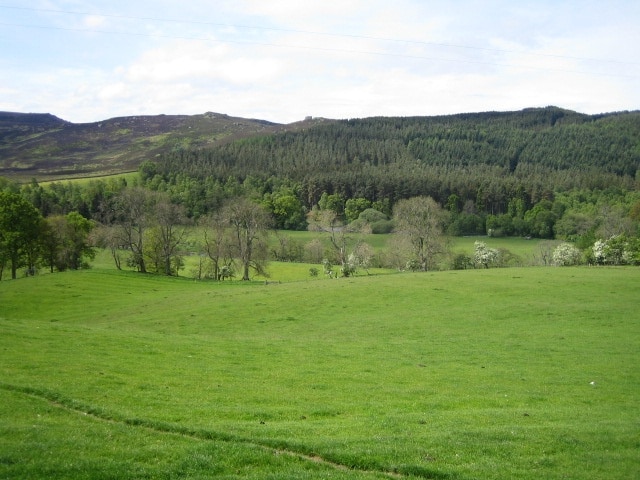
90 231 546 281
271 231 546 258
1 266 638 479
36 171 138 186
450 236 554 263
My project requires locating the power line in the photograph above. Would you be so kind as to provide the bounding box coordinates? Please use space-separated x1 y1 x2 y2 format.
1 21 638 80
1 3 638 67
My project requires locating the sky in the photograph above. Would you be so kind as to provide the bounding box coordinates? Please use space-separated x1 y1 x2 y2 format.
1 0 639 124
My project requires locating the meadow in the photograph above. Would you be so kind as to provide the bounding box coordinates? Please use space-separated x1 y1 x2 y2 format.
1 265 639 479
177 230 547 281
36 172 139 187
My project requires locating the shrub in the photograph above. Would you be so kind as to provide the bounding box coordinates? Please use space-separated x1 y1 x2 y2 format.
552 242 582 266
358 208 388 223
452 252 474 270
447 213 485 236
495 248 523 267
474 241 499 268
350 209 393 234
370 219 394 234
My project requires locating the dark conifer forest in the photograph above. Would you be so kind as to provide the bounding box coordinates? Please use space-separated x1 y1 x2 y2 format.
138 107 639 233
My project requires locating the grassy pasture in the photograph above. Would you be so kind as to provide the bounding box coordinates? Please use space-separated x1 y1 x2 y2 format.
36 171 138 187
2 231 546 283
180 229 544 278
264 231 540 259
1 267 639 479
449 236 547 260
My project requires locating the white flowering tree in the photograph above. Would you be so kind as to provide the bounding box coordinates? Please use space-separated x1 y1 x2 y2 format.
474 241 499 268
592 239 607 265
552 242 582 266
592 235 640 265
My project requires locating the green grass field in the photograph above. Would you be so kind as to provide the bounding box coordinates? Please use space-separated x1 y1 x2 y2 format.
1 266 639 479
182 230 547 279
36 171 138 187
265 231 543 261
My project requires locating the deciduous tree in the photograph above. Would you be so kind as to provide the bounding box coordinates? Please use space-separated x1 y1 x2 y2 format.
392 196 447 271
42 212 96 272
201 210 234 281
474 241 499 268
222 197 272 281
0 191 44 279
113 187 155 273
307 208 349 268
150 195 189 276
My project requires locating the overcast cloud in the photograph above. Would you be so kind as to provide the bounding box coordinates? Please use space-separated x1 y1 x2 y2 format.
1 0 638 123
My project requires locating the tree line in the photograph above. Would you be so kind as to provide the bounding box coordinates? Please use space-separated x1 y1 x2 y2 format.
2 107 640 278
8 107 639 235
0 179 274 281
2 180 640 281
0 189 95 279
128 107 638 232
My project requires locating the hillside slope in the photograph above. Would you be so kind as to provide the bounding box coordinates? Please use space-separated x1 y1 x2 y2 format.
0 111 325 181
1 107 638 188
153 107 640 210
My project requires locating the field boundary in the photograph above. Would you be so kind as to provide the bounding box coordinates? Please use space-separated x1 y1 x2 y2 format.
0 382 454 480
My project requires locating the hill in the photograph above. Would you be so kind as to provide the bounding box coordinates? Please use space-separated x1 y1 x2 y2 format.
0 111 329 181
2 107 639 188
159 106 640 179
151 106 640 217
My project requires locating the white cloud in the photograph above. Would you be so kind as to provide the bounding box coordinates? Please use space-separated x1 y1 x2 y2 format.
2 0 638 123
97 82 130 102
124 40 284 85
236 0 365 24
82 15 108 29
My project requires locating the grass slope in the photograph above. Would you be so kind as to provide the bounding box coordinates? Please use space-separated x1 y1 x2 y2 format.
0 112 330 182
1 267 639 479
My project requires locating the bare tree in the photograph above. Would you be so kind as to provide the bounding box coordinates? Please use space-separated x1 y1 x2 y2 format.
113 187 155 273
597 204 635 239
349 240 375 274
307 208 349 268
392 196 447 271
304 238 325 264
534 240 558 266
383 234 413 270
201 210 234 280
91 224 123 270
110 189 189 275
222 198 272 281
152 195 189 276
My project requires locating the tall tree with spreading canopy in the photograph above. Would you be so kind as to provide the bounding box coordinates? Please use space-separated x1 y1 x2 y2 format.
0 191 44 279
392 196 447 271
42 212 96 272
